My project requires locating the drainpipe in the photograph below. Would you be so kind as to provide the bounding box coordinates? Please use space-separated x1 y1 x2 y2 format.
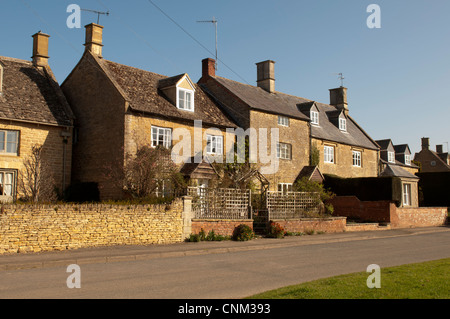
61 130 71 194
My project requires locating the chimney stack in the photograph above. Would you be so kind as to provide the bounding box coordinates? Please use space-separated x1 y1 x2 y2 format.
84 23 104 57
436 144 443 154
31 31 50 67
421 137 430 151
256 60 275 93
202 58 216 78
329 86 348 114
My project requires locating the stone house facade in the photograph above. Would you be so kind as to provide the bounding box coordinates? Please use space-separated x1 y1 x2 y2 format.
199 58 379 191
0 32 73 202
61 24 236 200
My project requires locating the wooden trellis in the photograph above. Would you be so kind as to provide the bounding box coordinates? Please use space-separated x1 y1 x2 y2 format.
266 191 321 219
187 187 251 219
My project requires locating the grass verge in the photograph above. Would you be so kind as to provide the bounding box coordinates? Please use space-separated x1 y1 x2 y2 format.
247 258 450 299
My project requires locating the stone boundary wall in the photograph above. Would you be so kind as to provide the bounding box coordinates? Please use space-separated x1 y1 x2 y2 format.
272 217 347 234
0 199 184 254
191 219 253 237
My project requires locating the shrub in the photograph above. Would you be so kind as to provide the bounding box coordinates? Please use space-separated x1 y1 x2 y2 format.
232 224 255 241
266 221 285 238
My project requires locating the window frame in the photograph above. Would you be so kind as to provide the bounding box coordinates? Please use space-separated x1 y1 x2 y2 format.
402 183 411 206
151 126 172 149
277 115 289 127
206 134 223 155
310 111 319 125
0 130 19 155
324 145 335 164
339 118 347 131
405 154 411 166
352 150 362 167
277 183 293 194
0 169 16 199
276 142 292 160
177 87 194 112
388 151 395 163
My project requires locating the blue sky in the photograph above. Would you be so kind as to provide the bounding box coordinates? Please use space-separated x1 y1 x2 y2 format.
1 0 449 154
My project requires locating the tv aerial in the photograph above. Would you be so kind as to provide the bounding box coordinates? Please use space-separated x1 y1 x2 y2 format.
81 8 109 24
197 17 218 70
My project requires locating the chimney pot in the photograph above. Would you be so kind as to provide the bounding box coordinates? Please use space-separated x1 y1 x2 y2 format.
421 137 430 151
256 60 275 93
436 144 443 154
84 23 104 57
31 31 50 67
329 87 348 114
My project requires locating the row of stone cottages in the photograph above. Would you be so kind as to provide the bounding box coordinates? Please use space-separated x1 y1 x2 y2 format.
0 23 420 208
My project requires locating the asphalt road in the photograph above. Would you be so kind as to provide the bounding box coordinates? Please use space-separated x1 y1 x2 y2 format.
1 228 449 299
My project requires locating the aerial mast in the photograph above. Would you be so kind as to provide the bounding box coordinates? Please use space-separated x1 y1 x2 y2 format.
197 17 218 70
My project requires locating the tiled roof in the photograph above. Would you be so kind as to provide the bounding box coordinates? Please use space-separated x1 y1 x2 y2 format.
0 56 73 127
380 162 419 179
99 59 236 128
210 76 378 150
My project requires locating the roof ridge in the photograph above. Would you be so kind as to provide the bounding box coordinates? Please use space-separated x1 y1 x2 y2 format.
0 56 33 65
103 59 169 79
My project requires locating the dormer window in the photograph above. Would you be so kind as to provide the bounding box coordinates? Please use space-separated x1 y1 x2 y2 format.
177 88 194 111
339 118 347 131
388 151 395 163
405 154 411 166
311 111 319 125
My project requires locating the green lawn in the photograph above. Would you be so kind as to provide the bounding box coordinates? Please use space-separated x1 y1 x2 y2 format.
248 258 450 299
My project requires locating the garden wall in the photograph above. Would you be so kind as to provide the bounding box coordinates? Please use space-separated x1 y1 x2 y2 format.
272 217 347 233
191 219 253 237
0 199 184 254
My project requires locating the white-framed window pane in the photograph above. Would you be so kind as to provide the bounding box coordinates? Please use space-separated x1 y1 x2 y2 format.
206 135 223 155
324 146 334 163
403 183 411 206
352 151 361 167
311 111 319 125
388 151 395 163
339 118 347 131
185 91 192 110
277 143 291 160
0 131 4 151
405 155 411 165
0 171 15 196
178 89 194 111
151 126 171 148
278 116 289 127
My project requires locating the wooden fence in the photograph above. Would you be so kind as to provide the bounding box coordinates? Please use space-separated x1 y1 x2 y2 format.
187 187 251 219
266 191 321 219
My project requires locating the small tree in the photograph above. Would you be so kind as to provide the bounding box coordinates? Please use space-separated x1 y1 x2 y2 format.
123 145 186 199
18 144 57 202
293 176 335 215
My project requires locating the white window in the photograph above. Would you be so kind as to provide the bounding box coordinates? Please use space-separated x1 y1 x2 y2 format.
339 118 347 131
278 183 292 194
402 183 411 206
278 116 289 127
0 130 19 155
310 111 319 125
405 155 411 166
177 88 194 111
151 126 172 148
0 170 15 197
352 151 361 167
388 151 395 163
324 146 335 163
277 142 291 160
206 134 223 155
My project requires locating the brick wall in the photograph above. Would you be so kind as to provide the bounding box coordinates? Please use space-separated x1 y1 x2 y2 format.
191 219 253 237
272 217 347 233
329 195 448 228
0 199 184 254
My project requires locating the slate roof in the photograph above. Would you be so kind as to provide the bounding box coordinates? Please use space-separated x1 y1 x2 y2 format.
380 162 419 179
99 59 236 128
0 56 73 127
209 76 379 150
